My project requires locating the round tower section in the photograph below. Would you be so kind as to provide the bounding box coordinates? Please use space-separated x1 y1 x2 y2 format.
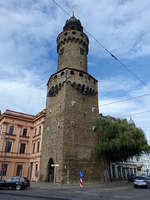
57 16 89 72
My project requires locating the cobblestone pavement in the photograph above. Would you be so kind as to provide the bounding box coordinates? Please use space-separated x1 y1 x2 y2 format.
0 181 150 200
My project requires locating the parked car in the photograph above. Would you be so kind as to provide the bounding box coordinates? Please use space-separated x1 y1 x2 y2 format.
127 174 136 182
134 176 150 188
0 177 30 190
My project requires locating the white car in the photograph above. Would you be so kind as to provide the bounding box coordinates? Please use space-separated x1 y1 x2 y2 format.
134 176 150 188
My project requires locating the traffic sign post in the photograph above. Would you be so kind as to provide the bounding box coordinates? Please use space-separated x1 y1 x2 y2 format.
79 170 83 188
51 164 59 184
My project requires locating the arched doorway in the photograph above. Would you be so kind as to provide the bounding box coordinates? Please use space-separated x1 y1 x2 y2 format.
48 158 54 183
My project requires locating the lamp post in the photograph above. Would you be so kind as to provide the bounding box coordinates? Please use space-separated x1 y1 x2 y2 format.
67 161 70 184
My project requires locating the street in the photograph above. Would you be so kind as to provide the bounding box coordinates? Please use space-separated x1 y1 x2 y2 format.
0 181 150 200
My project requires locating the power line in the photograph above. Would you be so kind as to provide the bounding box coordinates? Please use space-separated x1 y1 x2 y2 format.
100 93 150 107
119 110 150 119
102 110 150 120
131 110 150 117
51 0 148 88
51 0 150 120
52 0 71 16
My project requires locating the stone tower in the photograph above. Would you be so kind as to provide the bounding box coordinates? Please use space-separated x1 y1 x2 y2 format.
40 15 105 183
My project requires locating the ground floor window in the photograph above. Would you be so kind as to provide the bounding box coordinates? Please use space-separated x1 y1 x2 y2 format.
16 165 23 176
1 163 8 176
35 164 38 177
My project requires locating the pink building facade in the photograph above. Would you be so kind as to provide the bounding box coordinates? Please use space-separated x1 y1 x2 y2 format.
0 109 45 181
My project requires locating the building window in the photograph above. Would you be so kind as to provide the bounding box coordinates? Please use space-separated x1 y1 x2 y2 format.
5 141 12 153
19 143 26 154
16 165 23 176
35 164 38 177
39 126 41 135
8 125 14 135
33 143 35 153
1 164 8 176
59 48 64 56
35 128 37 136
37 141 40 152
80 48 84 55
23 128 27 137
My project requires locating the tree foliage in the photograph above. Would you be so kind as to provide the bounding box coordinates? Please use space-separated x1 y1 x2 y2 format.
96 116 150 163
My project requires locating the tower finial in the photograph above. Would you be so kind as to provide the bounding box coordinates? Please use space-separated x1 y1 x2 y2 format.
72 5 75 17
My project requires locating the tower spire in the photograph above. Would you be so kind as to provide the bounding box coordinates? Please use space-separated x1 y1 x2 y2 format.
72 5 75 17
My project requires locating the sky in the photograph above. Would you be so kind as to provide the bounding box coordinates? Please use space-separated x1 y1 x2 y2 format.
0 0 150 142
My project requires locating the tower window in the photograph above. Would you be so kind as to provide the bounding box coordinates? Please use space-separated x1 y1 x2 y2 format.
59 48 64 56
72 31 76 35
64 32 68 36
79 72 83 77
70 70 74 75
61 71 64 76
80 48 84 55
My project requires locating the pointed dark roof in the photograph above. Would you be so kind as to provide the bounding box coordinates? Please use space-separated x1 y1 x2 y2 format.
63 15 83 32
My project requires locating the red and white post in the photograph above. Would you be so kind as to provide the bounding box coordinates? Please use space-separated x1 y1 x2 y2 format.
80 177 83 188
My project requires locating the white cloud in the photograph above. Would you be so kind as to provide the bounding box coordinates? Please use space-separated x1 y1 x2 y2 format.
0 70 46 114
99 76 138 93
65 0 150 58
99 77 150 143
0 0 150 143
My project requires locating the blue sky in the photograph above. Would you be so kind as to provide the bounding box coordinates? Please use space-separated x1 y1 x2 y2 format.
0 0 150 142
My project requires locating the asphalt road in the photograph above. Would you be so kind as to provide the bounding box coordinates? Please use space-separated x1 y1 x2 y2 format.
0 182 150 200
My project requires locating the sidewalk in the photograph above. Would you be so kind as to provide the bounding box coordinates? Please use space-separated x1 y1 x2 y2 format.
31 180 129 190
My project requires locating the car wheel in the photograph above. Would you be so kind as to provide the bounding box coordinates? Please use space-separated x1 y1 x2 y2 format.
16 185 21 190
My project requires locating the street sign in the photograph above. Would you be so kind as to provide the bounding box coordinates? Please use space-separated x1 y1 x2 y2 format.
80 170 83 178
51 164 59 167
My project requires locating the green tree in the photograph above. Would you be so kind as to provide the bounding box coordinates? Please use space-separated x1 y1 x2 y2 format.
96 116 150 175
